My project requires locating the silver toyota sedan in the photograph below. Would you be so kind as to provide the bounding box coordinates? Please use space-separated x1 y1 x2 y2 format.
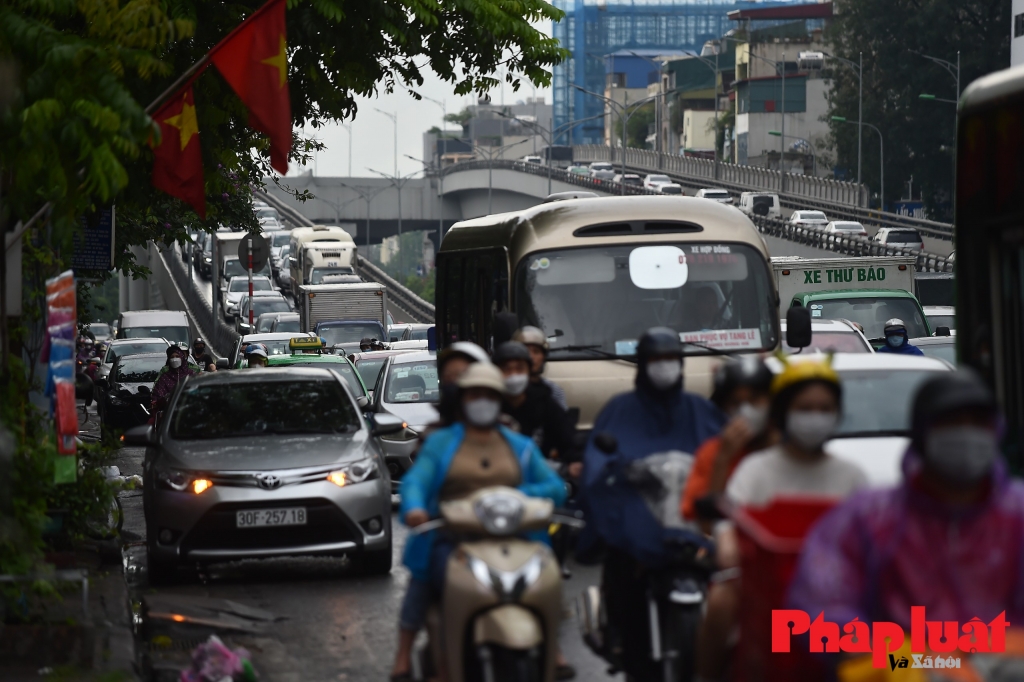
129 367 402 584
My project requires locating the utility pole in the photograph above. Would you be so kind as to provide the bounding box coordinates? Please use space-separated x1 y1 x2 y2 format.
368 168 421 277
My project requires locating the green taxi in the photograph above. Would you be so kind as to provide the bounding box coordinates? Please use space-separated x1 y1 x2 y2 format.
256 336 370 402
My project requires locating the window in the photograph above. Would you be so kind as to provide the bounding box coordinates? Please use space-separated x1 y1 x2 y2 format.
317 323 385 346
122 326 189 344
170 379 359 439
384 360 439 404
230 278 272 292
886 230 922 243
106 342 166 363
437 247 509 348
114 356 165 383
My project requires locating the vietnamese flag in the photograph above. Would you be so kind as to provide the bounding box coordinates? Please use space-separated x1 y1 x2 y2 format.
151 86 206 218
211 0 292 174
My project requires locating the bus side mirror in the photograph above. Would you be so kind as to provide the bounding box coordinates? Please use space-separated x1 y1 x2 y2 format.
786 306 813 350
216 358 229 370
935 326 951 337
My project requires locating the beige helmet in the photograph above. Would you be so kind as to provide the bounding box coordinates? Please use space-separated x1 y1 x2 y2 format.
513 326 549 352
457 362 507 394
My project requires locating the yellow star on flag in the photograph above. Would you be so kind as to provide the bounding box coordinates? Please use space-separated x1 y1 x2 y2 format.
163 95 199 151
261 35 288 88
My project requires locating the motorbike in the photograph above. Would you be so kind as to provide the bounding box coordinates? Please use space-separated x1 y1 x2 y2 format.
75 344 100 407
410 486 583 682
576 433 714 682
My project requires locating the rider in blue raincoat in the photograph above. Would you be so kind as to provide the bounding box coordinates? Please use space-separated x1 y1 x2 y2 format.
578 327 725 680
876 318 925 355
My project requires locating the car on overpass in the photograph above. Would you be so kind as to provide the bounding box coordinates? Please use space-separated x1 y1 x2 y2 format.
588 162 615 181
656 183 683 195
789 210 829 228
130 366 397 583
823 220 867 241
643 174 673 190
612 173 642 187
873 227 925 252
695 188 733 204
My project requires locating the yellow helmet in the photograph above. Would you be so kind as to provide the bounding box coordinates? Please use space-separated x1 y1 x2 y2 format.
770 353 840 396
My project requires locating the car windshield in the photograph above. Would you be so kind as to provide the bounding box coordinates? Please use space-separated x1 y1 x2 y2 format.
256 208 279 221
245 298 291 316
834 222 863 230
703 191 729 199
244 339 303 358
115 357 164 383
256 316 279 333
834 370 942 437
318 323 383 346
660 185 683 194
169 379 359 439
812 297 929 340
272 319 300 333
919 342 957 366
385 361 439 404
223 258 271 279
122 325 189 344
279 361 365 397
782 331 871 353
407 327 429 340
230 278 272 292
355 358 388 389
106 342 166 362
926 314 955 330
516 243 777 356
887 230 921 242
310 267 355 284
648 175 670 183
270 232 291 247
88 323 111 336
800 212 827 221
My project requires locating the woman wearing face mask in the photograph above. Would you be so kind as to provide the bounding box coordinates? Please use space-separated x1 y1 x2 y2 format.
151 345 195 413
787 370 1024 677
696 356 867 682
493 341 577 466
681 356 776 524
390 362 566 682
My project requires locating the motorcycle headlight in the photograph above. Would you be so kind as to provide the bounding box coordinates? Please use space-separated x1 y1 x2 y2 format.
473 492 524 536
327 458 379 487
466 551 546 600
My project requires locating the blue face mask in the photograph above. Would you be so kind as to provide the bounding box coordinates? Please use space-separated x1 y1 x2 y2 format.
887 334 905 347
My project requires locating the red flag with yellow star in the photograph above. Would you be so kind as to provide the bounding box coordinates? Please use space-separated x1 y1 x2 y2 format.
151 85 206 217
210 0 291 174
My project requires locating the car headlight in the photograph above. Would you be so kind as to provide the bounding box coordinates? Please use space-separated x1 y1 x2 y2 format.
466 551 545 599
327 458 379 487
158 469 213 494
473 491 524 536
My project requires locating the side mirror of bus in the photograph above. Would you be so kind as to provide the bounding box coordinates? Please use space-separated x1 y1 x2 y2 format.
216 358 229 370
786 306 813 350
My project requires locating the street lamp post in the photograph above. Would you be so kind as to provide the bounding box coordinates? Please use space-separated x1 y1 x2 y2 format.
342 123 352 177
917 51 961 216
374 108 398 177
571 84 660 194
628 51 665 157
473 140 530 214
418 95 449 245
823 51 863 188
338 181 389 252
405 154 444 247
368 168 422 277
833 116 883 209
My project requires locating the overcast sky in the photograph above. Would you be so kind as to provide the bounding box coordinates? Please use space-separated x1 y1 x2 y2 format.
289 21 553 180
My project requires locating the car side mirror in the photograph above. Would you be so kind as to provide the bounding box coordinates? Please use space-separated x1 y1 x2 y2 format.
94 377 109 390
594 432 618 455
935 326 951 337
123 425 154 446
786 306 813 350
371 414 406 437
356 396 369 409
216 358 229 369
89 357 101 365
390 336 399 343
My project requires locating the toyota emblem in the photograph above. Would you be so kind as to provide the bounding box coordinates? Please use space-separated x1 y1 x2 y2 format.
256 473 281 490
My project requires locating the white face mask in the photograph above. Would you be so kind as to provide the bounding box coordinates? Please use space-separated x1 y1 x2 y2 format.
169 357 182 369
504 373 529 397
464 398 501 428
646 359 682 391
925 426 998 484
786 411 837 451
737 402 769 434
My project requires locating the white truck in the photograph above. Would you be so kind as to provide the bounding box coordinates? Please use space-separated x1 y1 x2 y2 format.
771 255 931 342
288 226 356 301
298 282 390 350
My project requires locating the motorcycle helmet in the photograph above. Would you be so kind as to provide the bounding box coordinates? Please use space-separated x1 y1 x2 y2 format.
512 326 549 353
492 341 532 366
457 362 507 394
769 355 842 429
711 356 773 409
910 370 996 451
637 327 683 360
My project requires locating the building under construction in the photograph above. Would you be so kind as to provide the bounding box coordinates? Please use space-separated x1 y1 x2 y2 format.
552 0 826 145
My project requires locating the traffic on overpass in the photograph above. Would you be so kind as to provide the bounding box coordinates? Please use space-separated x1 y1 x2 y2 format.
12 1 1024 681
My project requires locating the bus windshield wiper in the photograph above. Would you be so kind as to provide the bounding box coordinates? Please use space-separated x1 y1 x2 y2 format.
550 345 638 363
681 341 735 356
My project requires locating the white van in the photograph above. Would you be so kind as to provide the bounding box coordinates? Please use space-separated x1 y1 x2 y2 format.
288 226 356 300
738 192 781 219
303 240 357 285
116 310 191 347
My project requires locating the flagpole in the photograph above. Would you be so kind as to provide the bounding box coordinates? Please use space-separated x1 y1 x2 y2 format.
144 0 286 115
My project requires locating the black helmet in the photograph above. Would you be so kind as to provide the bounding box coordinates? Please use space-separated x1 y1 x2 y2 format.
492 341 532 366
193 337 206 347
911 370 997 448
637 327 683 360
711 356 773 408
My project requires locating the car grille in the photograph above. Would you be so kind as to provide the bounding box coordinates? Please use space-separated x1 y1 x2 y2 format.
180 498 357 553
